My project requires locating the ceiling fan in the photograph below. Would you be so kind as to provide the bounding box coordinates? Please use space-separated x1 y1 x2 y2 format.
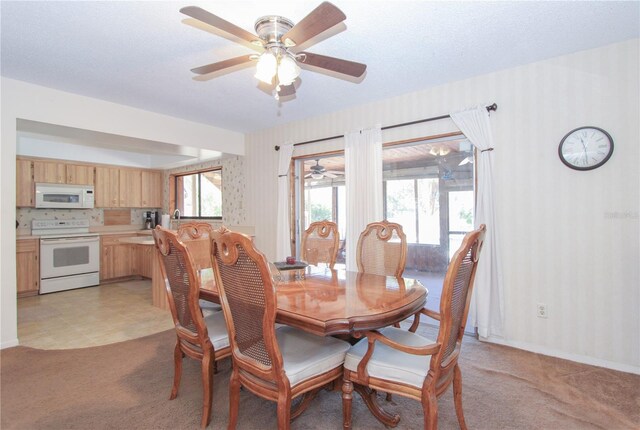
305 159 344 179
180 2 367 99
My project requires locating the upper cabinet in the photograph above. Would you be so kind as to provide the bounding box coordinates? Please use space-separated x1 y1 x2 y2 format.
17 157 164 209
95 166 120 207
119 169 142 208
33 160 94 185
16 159 34 207
66 164 94 185
141 171 163 208
33 160 66 184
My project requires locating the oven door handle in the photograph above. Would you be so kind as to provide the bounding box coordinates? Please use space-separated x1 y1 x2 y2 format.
40 237 100 245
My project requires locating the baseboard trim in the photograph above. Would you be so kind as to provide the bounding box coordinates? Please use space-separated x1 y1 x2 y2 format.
483 335 640 375
1 339 19 349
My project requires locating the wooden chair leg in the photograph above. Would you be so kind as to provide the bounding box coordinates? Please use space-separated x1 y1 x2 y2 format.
228 369 241 430
276 392 292 430
342 377 354 430
423 392 438 430
453 364 468 430
170 341 182 400
200 348 214 429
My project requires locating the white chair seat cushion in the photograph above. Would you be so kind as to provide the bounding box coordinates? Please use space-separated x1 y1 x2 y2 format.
200 299 222 311
344 327 435 388
276 326 350 386
204 311 230 350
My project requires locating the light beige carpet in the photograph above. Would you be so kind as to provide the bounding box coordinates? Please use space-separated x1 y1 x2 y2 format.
2 326 638 429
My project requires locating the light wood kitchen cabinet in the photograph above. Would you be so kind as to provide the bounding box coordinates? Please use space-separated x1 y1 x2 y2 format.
16 159 34 207
33 160 94 186
100 234 135 281
119 169 142 207
33 160 66 184
65 164 94 185
141 171 163 208
18 157 163 209
95 166 120 208
135 244 154 279
17 239 39 297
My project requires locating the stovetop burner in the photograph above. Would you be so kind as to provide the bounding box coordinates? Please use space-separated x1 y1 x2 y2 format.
31 219 94 236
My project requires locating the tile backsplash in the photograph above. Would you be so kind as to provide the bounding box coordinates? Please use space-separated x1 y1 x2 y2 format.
16 208 160 230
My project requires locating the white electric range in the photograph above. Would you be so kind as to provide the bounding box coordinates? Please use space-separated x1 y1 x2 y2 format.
32 219 100 294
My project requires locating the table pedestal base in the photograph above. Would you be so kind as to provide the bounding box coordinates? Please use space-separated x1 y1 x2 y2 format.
354 385 400 427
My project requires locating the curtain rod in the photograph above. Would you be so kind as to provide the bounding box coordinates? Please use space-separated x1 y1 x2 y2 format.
274 103 497 151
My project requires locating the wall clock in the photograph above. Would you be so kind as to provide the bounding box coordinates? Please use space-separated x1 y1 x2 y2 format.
558 126 614 170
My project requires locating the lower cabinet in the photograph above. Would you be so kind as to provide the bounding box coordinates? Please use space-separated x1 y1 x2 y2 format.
135 244 154 279
100 235 135 281
17 239 39 297
100 235 156 281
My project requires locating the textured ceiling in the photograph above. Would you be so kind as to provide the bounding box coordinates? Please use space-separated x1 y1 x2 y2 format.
1 1 639 136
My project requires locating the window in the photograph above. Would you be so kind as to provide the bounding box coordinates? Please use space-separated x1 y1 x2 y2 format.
383 136 475 271
173 168 222 219
293 137 474 271
384 178 440 244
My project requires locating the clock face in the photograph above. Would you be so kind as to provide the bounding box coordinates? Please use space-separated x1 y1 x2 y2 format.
558 126 614 171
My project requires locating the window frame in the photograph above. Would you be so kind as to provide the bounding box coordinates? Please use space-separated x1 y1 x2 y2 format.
170 167 223 220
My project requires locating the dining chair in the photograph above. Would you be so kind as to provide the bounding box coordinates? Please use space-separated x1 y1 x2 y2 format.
342 224 487 430
152 226 231 429
356 220 407 277
177 222 222 312
177 222 215 271
301 220 340 268
210 227 350 429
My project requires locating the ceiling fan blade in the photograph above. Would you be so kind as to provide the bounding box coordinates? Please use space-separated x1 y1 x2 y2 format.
281 2 346 47
299 52 366 77
180 6 259 45
323 172 338 179
191 54 255 75
277 84 296 97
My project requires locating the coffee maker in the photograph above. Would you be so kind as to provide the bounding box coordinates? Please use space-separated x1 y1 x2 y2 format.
144 211 157 229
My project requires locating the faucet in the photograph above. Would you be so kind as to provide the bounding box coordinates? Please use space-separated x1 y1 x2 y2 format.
172 209 181 229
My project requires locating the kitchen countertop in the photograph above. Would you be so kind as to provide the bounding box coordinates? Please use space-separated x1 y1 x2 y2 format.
17 225 254 239
118 236 155 245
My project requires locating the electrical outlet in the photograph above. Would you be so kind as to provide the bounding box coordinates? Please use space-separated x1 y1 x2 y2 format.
536 303 548 318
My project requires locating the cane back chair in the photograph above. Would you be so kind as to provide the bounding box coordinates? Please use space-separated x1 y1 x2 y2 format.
210 227 350 429
152 226 230 429
301 220 340 268
356 220 407 277
177 222 222 311
342 224 487 429
177 222 215 271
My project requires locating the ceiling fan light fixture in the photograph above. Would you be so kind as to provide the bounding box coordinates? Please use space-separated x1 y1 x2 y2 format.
277 55 300 86
429 146 451 157
310 172 324 179
255 51 277 84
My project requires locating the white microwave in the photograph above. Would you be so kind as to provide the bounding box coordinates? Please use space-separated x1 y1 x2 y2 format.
35 183 95 209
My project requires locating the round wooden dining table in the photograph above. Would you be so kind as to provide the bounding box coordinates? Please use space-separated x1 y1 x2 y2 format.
199 265 428 337
199 265 428 427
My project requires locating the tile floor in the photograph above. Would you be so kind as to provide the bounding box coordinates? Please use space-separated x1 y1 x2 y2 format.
17 280 173 350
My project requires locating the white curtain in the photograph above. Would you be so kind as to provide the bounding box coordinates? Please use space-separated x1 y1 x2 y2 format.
275 143 294 261
450 106 504 338
345 127 383 271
